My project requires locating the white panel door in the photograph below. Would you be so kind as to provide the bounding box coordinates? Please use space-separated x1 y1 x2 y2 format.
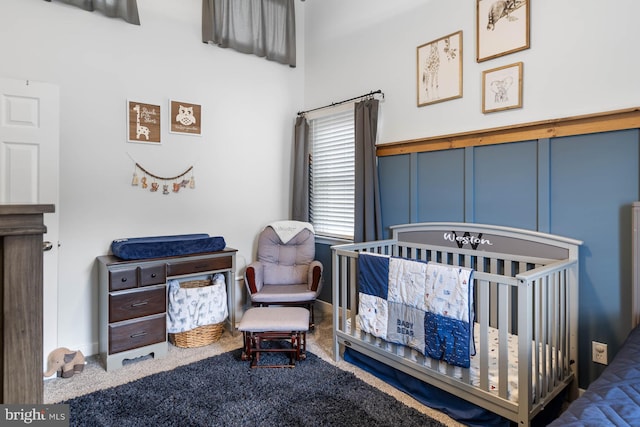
0 78 60 373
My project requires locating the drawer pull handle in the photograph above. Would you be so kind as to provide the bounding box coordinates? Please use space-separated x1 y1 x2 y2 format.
131 301 148 307
130 332 147 338
121 277 128 282
151 273 157 278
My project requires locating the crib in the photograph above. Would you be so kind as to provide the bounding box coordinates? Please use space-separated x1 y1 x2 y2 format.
332 222 582 426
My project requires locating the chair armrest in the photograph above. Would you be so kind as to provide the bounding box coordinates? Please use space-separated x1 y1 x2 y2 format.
245 262 264 294
307 260 323 293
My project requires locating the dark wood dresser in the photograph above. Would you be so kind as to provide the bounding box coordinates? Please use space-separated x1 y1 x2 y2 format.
0 204 55 404
97 248 236 371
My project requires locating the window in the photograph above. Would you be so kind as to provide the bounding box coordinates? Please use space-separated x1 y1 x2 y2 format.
309 106 355 240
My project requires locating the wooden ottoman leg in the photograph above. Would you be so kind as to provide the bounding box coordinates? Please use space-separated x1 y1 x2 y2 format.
299 332 307 360
241 331 252 361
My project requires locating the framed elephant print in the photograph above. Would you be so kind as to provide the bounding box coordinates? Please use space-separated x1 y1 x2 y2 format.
482 62 523 113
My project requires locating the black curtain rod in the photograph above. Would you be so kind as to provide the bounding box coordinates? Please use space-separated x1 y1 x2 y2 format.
297 89 384 116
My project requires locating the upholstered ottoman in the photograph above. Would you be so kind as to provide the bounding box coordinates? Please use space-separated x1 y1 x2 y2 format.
238 307 309 368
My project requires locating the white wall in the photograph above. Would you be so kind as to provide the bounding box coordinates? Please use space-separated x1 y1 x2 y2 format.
303 0 640 144
1 0 304 355
4 0 639 361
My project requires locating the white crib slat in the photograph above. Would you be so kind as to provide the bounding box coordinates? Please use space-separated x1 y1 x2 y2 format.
541 276 549 396
340 255 349 334
349 256 359 340
506 261 514 334
479 278 490 392
498 282 509 399
490 258 498 327
548 275 555 388
559 270 568 376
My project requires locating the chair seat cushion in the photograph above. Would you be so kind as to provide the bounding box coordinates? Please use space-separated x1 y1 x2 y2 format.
238 307 309 332
250 284 317 303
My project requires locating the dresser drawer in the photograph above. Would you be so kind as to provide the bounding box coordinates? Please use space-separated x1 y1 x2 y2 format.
109 315 166 354
167 256 232 276
109 268 138 291
109 287 166 323
139 264 166 287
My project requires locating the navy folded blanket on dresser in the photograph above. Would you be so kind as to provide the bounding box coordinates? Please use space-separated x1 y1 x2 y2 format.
111 234 226 260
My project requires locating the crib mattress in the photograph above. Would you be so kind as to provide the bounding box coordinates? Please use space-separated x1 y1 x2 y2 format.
111 234 226 260
350 318 557 404
548 324 640 426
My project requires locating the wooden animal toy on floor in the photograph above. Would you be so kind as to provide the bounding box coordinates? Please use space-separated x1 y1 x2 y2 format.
43 347 86 378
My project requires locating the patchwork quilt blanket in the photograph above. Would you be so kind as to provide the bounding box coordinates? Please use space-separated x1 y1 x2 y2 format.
357 253 475 368
167 273 228 333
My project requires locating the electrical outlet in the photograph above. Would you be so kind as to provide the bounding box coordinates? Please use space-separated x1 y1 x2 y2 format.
592 341 608 365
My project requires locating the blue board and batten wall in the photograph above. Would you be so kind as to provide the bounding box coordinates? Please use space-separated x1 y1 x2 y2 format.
317 125 639 387
373 128 639 388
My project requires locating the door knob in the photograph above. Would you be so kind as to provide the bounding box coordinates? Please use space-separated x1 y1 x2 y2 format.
43 241 53 252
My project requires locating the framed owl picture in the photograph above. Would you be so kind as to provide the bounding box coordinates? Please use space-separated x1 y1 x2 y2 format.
169 100 202 136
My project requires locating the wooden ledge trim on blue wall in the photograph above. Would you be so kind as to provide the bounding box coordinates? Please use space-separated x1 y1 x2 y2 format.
377 107 640 156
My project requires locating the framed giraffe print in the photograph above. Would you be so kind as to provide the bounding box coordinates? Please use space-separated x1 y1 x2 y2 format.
482 62 523 113
476 0 530 62
127 100 161 144
169 100 202 136
417 30 462 107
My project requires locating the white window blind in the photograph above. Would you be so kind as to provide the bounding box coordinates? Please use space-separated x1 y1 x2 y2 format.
309 108 355 240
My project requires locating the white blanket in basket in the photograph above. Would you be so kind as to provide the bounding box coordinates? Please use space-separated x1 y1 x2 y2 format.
167 273 228 333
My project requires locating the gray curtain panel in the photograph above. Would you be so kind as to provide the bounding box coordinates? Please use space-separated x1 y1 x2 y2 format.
202 0 296 67
46 0 140 25
354 99 382 243
292 116 310 222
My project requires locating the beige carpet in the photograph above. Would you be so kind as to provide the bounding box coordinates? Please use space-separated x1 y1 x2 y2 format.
44 310 462 427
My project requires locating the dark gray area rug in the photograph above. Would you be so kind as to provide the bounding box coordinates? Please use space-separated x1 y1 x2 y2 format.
62 347 446 426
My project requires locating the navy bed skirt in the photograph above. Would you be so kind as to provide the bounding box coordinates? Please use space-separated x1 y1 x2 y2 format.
343 348 565 427
111 234 226 260
344 347 509 427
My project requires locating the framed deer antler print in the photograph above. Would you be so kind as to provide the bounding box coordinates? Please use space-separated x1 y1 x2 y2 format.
476 0 530 62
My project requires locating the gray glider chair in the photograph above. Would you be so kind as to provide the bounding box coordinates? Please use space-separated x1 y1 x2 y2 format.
244 221 323 329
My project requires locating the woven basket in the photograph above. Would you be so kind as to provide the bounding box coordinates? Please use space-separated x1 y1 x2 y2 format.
168 279 224 348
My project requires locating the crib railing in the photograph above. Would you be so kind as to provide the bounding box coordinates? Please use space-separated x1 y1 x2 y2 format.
332 239 579 424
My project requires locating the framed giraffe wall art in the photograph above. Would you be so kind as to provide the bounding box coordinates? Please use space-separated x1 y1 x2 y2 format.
127 100 161 144
169 100 202 136
417 30 463 107
476 0 530 62
482 62 523 113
